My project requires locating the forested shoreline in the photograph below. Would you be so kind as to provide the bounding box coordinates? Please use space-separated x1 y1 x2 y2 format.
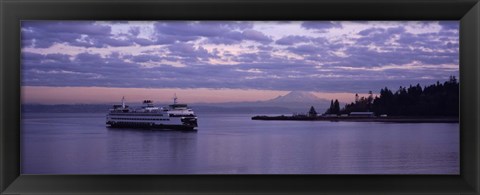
324 76 459 117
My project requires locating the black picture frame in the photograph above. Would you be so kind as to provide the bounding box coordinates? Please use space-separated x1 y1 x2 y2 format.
1 0 479 194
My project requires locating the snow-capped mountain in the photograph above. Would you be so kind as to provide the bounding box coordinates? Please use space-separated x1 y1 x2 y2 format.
267 91 324 103
190 91 332 114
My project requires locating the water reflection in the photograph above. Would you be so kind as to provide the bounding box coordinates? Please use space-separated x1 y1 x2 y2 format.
105 128 198 174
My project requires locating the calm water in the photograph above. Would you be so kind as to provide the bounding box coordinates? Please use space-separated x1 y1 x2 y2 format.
21 113 459 174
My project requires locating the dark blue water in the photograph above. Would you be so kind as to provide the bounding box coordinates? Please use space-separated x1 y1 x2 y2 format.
21 113 459 174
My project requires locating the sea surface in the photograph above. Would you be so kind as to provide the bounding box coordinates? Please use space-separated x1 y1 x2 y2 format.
21 112 459 174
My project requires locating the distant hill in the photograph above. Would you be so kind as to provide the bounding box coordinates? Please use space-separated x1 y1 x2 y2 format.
22 91 331 114
22 104 112 113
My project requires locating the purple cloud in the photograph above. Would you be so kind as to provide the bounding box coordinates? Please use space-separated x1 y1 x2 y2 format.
154 22 272 45
257 45 274 51
125 54 162 63
276 35 311 45
128 27 141 36
204 29 272 45
241 30 273 43
206 31 244 45
356 27 405 45
74 53 104 64
22 52 45 61
439 21 459 30
25 21 111 36
22 21 114 48
301 21 342 31
44 53 71 63
288 45 319 54
154 21 253 39
155 22 217 37
166 43 214 62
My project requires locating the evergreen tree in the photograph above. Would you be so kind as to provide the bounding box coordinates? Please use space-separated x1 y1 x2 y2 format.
308 106 317 117
333 99 340 114
324 100 334 114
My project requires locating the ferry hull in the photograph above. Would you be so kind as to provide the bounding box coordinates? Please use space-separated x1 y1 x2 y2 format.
106 121 197 131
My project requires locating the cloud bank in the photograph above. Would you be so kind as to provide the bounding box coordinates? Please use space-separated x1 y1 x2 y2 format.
21 21 459 93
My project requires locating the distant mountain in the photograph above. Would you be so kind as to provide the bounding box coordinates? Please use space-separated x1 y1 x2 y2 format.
192 91 331 114
259 91 330 113
267 91 325 103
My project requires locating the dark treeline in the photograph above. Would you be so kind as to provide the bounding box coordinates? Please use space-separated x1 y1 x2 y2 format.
325 76 459 116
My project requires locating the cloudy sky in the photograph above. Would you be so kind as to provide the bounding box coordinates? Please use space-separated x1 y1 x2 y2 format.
21 21 459 104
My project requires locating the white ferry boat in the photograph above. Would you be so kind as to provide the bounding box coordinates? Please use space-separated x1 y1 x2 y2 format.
106 95 198 131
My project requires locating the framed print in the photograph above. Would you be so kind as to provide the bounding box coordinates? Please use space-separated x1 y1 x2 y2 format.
1 0 479 194
19 20 460 175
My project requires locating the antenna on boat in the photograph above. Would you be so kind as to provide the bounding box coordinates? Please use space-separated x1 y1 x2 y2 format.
173 93 178 105
122 96 125 109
